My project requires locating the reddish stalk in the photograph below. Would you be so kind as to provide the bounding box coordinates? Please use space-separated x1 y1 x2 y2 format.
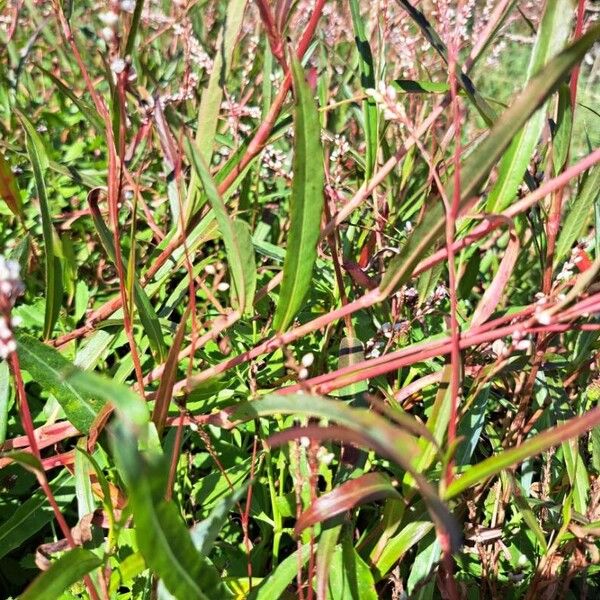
53 2 145 393
7 349 101 600
444 33 463 488
569 0 587 107
168 148 600 396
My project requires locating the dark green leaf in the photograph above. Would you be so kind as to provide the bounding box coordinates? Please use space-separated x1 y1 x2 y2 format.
273 57 325 331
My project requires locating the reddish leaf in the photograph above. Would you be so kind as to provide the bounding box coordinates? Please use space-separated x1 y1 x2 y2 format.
294 472 401 534
471 226 519 328
0 150 23 218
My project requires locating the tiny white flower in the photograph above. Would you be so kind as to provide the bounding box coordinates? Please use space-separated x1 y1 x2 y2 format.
300 436 310 448
120 0 136 12
298 367 309 380
99 11 119 26
101 27 115 42
491 339 507 357
110 58 126 74
514 339 532 352
217 282 230 292
204 264 217 276
301 352 314 368
536 311 552 326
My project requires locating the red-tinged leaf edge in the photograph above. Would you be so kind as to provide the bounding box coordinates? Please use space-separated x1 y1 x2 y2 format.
294 472 401 534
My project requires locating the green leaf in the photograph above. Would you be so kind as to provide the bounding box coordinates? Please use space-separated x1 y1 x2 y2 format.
406 536 440 597
74 438 95 519
511 477 548 552
249 545 311 600
554 166 600 264
37 66 104 131
112 424 232 600
185 139 257 315
16 333 106 433
327 535 378 600
349 0 378 179
190 482 249 556
19 548 103 600
553 83 573 175
0 470 74 560
193 0 247 164
88 190 167 361
486 0 576 211
374 521 433 578
273 57 325 331
562 439 590 515
233 394 461 551
0 149 23 218
380 23 600 296
18 110 63 339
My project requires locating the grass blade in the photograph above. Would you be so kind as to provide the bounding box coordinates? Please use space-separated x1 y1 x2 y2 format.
272 57 325 331
185 139 257 314
112 424 233 599
349 0 378 179
18 110 63 339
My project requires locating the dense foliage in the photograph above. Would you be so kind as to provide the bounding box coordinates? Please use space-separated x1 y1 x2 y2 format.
0 0 600 598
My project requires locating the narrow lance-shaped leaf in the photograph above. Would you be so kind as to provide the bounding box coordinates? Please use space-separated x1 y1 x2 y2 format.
185 0 248 221
380 23 600 297
18 111 63 339
273 57 325 331
349 0 378 179
111 423 233 599
185 139 257 315
294 472 401 534
471 228 520 327
152 307 190 436
0 361 9 445
486 0 576 211
190 482 249 556
444 400 600 500
0 150 23 218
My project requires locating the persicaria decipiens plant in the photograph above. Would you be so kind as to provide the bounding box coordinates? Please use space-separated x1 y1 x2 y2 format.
1 1 600 599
